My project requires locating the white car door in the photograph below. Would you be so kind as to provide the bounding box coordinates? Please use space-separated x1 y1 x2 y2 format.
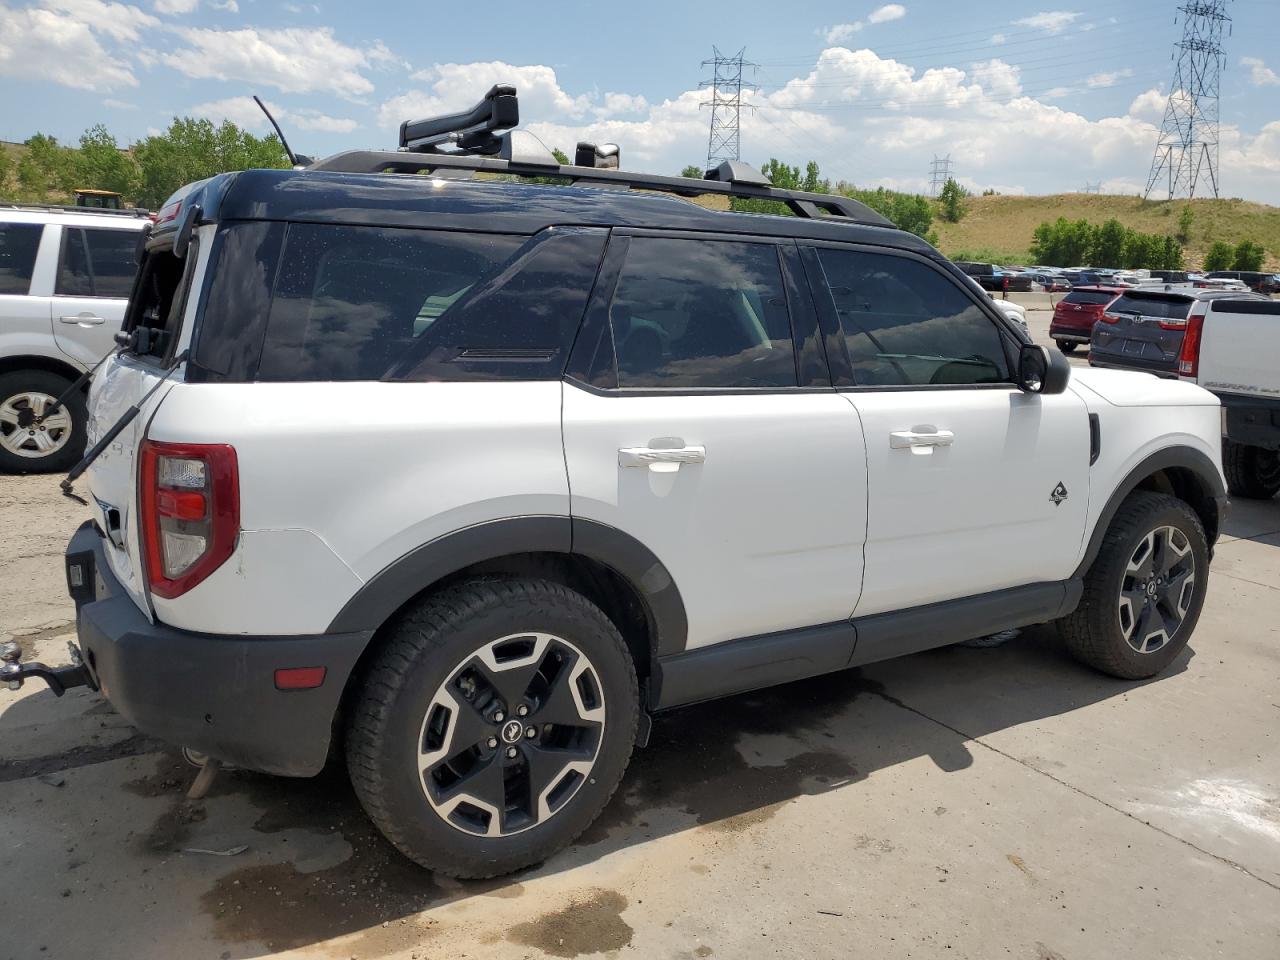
562 232 868 652
50 224 138 365
801 243 1091 617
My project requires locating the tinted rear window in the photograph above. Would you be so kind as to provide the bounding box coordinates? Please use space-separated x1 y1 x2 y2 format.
1062 290 1114 306
0 222 42 295
1109 293 1192 320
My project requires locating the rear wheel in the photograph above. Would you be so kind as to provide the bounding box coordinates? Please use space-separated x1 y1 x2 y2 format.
1056 340 1078 354
1223 439 1280 500
1058 492 1208 680
0 370 86 474
346 578 639 878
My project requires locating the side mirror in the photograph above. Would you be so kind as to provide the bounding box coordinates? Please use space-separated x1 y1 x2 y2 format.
1018 343 1070 395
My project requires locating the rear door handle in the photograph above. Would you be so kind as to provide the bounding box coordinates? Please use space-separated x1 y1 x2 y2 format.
890 429 954 450
60 314 106 326
618 444 706 473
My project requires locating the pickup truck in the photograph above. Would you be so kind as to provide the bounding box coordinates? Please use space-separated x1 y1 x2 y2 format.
1179 297 1280 499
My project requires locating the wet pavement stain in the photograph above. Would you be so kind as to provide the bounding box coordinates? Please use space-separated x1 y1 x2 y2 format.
579 669 872 843
507 889 632 958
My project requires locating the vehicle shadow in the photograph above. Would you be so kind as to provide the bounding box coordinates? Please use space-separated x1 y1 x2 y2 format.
1 621 1189 956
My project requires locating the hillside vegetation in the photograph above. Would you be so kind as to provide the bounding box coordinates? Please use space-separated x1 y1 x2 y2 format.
933 193 1280 271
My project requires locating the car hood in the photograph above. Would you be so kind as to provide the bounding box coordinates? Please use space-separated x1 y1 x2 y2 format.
1069 367 1219 407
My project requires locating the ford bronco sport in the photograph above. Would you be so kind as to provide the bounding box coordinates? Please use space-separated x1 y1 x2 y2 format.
3 87 1229 878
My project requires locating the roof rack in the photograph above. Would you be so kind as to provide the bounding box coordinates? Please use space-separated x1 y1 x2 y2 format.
310 84 892 226
0 202 151 218
309 151 891 225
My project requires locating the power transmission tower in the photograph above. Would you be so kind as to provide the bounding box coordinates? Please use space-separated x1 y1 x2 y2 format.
700 47 756 171
929 154 953 197
1080 181 1101 194
1143 1 1232 200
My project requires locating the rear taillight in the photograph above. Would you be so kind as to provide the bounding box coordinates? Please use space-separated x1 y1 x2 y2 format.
139 440 239 599
1100 312 1121 323
1178 307 1207 377
1159 317 1188 331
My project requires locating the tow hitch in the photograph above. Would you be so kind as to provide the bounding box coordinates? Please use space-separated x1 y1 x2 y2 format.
1 640 96 697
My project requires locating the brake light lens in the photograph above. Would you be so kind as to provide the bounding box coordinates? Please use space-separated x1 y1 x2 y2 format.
1178 307 1207 377
1159 316 1188 330
1100 312 1121 323
154 199 182 226
139 441 239 599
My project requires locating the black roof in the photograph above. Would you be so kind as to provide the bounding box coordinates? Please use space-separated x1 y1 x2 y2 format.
181 167 933 253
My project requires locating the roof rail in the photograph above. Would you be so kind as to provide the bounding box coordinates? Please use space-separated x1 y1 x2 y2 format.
0 202 151 218
307 150 892 226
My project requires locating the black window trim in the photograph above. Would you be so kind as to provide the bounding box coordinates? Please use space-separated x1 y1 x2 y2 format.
798 239 1023 393
124 234 203 370
563 227 829 397
0 220 45 297
54 224 137 300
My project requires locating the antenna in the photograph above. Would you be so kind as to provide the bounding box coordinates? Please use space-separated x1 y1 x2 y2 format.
253 95 308 167
1143 1 1232 199
700 47 756 172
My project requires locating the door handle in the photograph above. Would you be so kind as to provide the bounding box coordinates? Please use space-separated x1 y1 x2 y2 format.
618 444 706 473
890 429 955 450
60 314 106 326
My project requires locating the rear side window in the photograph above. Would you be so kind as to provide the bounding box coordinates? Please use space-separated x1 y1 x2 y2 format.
0 222 43 295
1109 293 1192 320
1063 290 1114 306
603 236 797 389
56 227 138 298
816 247 1010 387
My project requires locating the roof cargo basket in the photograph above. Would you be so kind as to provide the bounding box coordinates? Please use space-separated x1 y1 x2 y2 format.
314 84 893 227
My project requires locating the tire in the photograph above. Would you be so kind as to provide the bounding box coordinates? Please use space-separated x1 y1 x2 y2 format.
1058 492 1209 680
1223 439 1280 500
346 577 639 878
1056 340 1078 354
0 370 87 474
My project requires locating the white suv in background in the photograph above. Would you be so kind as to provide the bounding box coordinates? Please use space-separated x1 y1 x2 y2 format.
0 206 149 472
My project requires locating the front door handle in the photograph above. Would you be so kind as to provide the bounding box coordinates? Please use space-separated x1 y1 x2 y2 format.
59 313 106 327
890 429 955 450
618 444 706 473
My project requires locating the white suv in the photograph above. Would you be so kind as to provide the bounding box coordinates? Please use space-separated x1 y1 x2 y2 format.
7 94 1230 879
0 205 149 471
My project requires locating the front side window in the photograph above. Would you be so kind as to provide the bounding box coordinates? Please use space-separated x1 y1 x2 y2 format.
607 236 797 389
0 223 43 295
816 247 1010 387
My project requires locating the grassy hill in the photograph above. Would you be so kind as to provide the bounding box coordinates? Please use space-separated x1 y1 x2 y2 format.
933 193 1280 271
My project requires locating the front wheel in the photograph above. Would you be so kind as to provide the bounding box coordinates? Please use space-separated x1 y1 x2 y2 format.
0 370 87 473
346 578 639 878
1056 340 1078 354
1058 492 1209 680
1223 439 1280 500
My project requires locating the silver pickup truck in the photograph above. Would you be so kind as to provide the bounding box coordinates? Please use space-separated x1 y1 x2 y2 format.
1179 296 1280 499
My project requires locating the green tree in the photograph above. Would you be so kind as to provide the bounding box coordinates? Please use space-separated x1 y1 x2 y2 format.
132 117 289 208
680 164 703 179
937 177 966 223
1092 218 1128 267
17 133 75 200
1176 206 1194 244
0 149 12 197
73 124 139 198
1159 235 1186 271
839 185 936 241
1202 240 1234 272
1029 217 1095 266
1231 240 1265 272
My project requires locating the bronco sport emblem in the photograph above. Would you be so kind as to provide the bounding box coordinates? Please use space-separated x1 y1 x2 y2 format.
1050 482 1069 506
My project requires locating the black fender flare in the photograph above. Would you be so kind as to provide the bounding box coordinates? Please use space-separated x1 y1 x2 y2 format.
326 516 689 657
1073 445 1227 579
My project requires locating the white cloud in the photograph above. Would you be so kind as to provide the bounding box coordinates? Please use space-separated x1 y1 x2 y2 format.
190 95 358 134
970 59 1022 97
991 33 1007 44
43 0 158 41
1014 10 1081 32
103 97 139 109
1127 87 1168 121
161 27 397 98
1086 68 1134 89
0 4 141 90
868 4 906 24
822 22 864 44
153 0 197 12
211 0 238 10
1241 56 1279 87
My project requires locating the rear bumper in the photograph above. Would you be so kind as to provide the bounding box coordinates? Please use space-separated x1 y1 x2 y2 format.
1088 354 1178 378
1049 327 1091 343
1218 393 1280 451
65 521 373 776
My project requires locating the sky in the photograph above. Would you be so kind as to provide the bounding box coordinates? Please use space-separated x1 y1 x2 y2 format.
1 0 1278 203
